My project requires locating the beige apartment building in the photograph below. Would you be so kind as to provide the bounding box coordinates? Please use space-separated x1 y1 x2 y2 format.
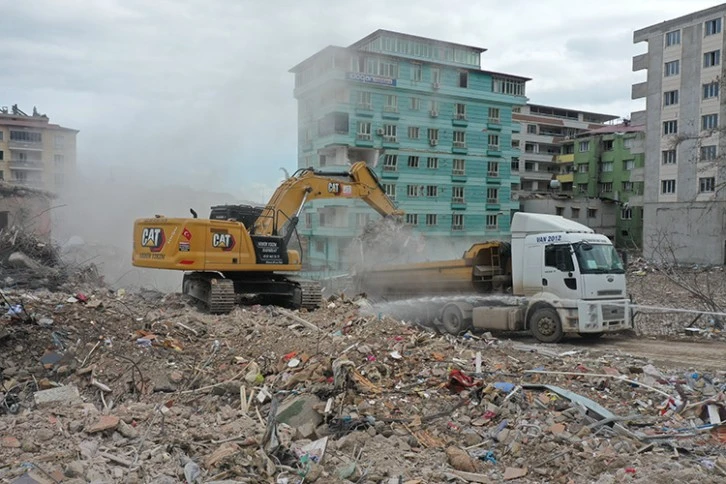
0 104 78 193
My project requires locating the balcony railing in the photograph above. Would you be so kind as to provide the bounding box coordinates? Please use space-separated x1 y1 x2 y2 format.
9 159 44 170
8 140 43 150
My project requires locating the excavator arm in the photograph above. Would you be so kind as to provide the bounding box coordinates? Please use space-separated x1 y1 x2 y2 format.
253 161 403 239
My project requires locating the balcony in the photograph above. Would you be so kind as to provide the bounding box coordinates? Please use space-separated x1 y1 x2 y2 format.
9 140 43 151
9 178 44 188
556 154 574 163
452 142 467 154
632 81 647 100
487 118 502 130
9 160 44 171
629 167 644 183
451 198 466 210
452 114 468 127
557 173 574 183
632 53 648 72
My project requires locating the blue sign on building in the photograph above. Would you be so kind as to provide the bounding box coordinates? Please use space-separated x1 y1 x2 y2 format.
346 72 397 87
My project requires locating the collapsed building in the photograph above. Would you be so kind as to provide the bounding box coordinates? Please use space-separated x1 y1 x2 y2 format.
0 181 53 240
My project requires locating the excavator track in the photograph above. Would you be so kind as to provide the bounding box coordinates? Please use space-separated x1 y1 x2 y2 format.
297 279 323 310
183 273 236 314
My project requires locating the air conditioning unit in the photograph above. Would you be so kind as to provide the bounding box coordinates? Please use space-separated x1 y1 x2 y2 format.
376 128 385 135
429 139 438 146
432 82 440 89
430 110 438 117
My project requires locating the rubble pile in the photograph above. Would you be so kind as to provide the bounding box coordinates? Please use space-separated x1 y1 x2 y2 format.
1 280 726 483
352 217 427 267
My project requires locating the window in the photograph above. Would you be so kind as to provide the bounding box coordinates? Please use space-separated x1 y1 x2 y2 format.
452 186 464 203
425 214 437 226
512 140 520 149
486 215 498 230
410 97 421 110
701 145 717 161
0 132 3 141
492 76 526 96
525 161 535 172
511 158 520 171
699 176 716 192
488 134 500 150
487 161 499 177
577 164 588 173
622 181 633 191
663 120 678 135
579 141 590 152
703 114 719 130
314 239 325 252
408 156 420 168
578 184 588 193
453 131 466 148
703 82 720 99
487 187 498 203
571 207 580 218
455 103 466 119
452 214 464 231
704 50 721 67
459 71 468 88
408 126 419 139
705 18 722 36
424 185 438 198
10 131 42 143
427 157 438 169
603 140 614 151
357 121 371 140
663 90 679 106
621 207 633 220
355 213 371 227
545 245 575 272
662 150 677 164
407 185 422 198
587 208 597 218
383 183 396 199
453 159 465 175
623 159 634 170
0 170 3 180
599 182 613 192
54 154 64 166
527 124 537 134
384 95 398 112
488 107 500 122
412 63 422 82
357 91 372 108
431 68 441 84
383 124 397 142
665 60 680 77
555 207 565 216
428 128 439 144
665 30 681 46
512 106 521 113
661 179 676 194
304 213 313 228
601 162 613 172
0 151 3 161
383 154 398 171
405 214 418 225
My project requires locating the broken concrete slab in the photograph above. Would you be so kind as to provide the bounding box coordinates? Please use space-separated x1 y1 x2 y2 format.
85 415 120 433
33 384 81 408
275 394 323 439
503 467 528 480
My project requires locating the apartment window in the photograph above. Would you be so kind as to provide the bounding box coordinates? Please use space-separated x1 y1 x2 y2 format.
488 161 499 177
426 185 439 197
511 158 520 171
408 156 420 168
383 124 397 142
357 91 372 109
555 207 565 216
453 130 466 148
699 176 716 192
54 135 64 148
487 187 498 203
459 71 468 88
525 161 535 172
603 140 614 151
452 214 464 231
488 107 500 122
663 120 678 135
453 159 465 175
10 131 42 143
383 154 398 171
54 154 64 166
621 207 633 220
587 208 597 218
663 90 679 106
425 214 437 226
664 60 680 77
662 149 677 164
314 239 325 252
412 63 422 82
578 141 590 152
527 124 537 134
0 132 3 141
486 215 498 230
622 181 633 191
452 186 464 203
0 151 3 161
601 162 613 172
705 18 722 36
571 207 580 218
410 97 421 110
512 140 520 149
427 157 439 169
304 213 313 228
407 185 422 198
703 114 719 130
665 30 681 46
408 126 420 139
357 121 371 140
703 82 720 99
599 182 613 192
405 214 418 225
384 95 398 112
578 184 588 193
701 145 718 161
704 50 721 68
661 179 676 194
488 134 500 150
431 68 441 85
455 103 466 119
428 128 439 144
383 183 396 199
492 77 526 96
623 159 634 170
355 213 371 227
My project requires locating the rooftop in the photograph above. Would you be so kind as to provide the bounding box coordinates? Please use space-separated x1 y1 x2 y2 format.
526 103 619 123
0 104 79 132
634 3 726 42
349 29 487 53
582 123 645 136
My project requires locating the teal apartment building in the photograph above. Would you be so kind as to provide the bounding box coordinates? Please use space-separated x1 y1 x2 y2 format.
290 30 529 270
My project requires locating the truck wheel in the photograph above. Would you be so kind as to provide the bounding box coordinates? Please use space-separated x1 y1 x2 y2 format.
441 304 470 335
579 332 603 340
530 307 563 343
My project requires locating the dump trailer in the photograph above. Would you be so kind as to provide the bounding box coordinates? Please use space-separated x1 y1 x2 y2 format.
354 212 633 343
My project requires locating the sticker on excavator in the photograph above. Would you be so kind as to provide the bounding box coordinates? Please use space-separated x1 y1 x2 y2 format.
141 228 165 252
212 232 236 251
252 237 288 265
328 182 341 194
179 242 190 252
182 228 192 240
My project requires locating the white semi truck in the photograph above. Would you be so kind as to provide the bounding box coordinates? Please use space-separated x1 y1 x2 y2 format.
354 212 634 343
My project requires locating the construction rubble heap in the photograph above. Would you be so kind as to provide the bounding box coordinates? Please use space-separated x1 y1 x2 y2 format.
1 246 726 482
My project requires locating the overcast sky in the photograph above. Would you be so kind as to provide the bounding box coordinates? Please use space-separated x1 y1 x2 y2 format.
1 0 721 201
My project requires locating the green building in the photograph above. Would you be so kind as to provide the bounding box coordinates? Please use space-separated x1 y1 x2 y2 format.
556 123 645 249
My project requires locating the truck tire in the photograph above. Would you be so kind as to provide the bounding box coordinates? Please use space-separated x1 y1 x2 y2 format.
441 303 470 336
529 307 564 343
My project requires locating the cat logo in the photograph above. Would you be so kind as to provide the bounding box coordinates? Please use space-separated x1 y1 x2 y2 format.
328 182 341 194
141 227 165 253
212 233 236 251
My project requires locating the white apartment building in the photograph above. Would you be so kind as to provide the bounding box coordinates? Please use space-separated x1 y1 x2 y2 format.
633 3 726 264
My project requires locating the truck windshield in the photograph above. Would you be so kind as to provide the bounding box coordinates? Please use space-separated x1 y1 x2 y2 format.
573 243 625 274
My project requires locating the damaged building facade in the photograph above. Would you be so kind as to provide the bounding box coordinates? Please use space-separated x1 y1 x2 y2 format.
290 30 528 270
0 182 53 240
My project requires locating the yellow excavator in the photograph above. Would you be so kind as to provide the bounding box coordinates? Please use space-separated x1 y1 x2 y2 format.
132 162 403 313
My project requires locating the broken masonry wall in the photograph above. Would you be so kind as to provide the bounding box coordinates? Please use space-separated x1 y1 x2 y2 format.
0 194 52 240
